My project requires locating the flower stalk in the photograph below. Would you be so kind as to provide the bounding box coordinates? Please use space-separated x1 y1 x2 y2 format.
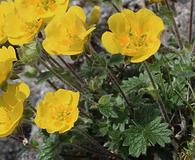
74 128 123 160
39 57 79 92
41 50 86 89
34 64 58 90
164 0 184 49
108 67 133 114
143 62 171 125
85 53 133 115
57 55 86 87
189 0 194 43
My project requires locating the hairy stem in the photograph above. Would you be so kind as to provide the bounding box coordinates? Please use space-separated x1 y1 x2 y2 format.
39 58 79 91
144 62 171 125
85 53 133 115
108 67 133 114
189 0 194 43
75 128 123 160
164 0 184 49
34 65 58 90
42 51 85 88
111 1 121 12
57 56 85 87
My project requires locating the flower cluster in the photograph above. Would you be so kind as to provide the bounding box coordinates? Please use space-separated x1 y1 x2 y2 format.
0 0 165 138
0 0 42 45
15 0 69 22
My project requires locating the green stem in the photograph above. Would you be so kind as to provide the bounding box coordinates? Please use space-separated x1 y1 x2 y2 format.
63 143 109 158
143 62 171 125
74 128 123 160
34 65 58 90
42 51 87 91
57 55 86 87
108 67 133 114
189 0 194 43
85 53 133 115
111 1 121 12
39 58 79 92
164 0 184 49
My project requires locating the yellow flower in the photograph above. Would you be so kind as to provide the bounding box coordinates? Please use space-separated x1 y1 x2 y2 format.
88 5 101 26
4 12 42 45
0 83 30 137
102 8 164 63
15 0 69 22
0 0 15 44
43 6 95 55
0 0 42 45
34 89 80 133
0 46 17 85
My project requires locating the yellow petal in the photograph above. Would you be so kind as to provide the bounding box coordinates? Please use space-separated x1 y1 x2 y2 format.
68 6 86 22
0 82 29 137
43 12 89 55
136 8 164 36
79 26 96 40
34 89 80 134
102 32 120 54
7 46 17 61
88 5 101 25
130 38 161 63
18 82 30 99
108 13 129 34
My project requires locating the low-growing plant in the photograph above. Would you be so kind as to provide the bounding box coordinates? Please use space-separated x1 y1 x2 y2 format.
0 0 194 159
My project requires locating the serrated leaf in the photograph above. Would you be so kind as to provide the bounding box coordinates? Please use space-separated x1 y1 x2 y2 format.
38 134 63 160
121 73 149 93
98 94 112 105
99 105 118 118
123 126 147 157
145 117 171 147
123 117 171 157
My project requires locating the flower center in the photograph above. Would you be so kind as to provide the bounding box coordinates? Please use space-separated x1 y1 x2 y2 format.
23 20 41 34
37 0 56 13
51 105 72 121
126 32 148 50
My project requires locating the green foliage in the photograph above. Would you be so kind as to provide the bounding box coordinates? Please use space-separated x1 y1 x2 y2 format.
38 134 63 160
123 117 171 157
121 73 149 93
37 71 52 83
18 41 39 64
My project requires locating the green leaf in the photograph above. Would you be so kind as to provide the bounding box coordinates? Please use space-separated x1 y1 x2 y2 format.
37 71 52 83
109 54 124 65
38 134 63 160
98 94 112 105
123 126 147 157
145 117 171 147
88 76 105 92
99 105 118 118
18 41 39 64
123 117 171 157
121 73 149 93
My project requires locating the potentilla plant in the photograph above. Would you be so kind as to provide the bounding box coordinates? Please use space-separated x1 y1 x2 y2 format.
0 0 194 159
